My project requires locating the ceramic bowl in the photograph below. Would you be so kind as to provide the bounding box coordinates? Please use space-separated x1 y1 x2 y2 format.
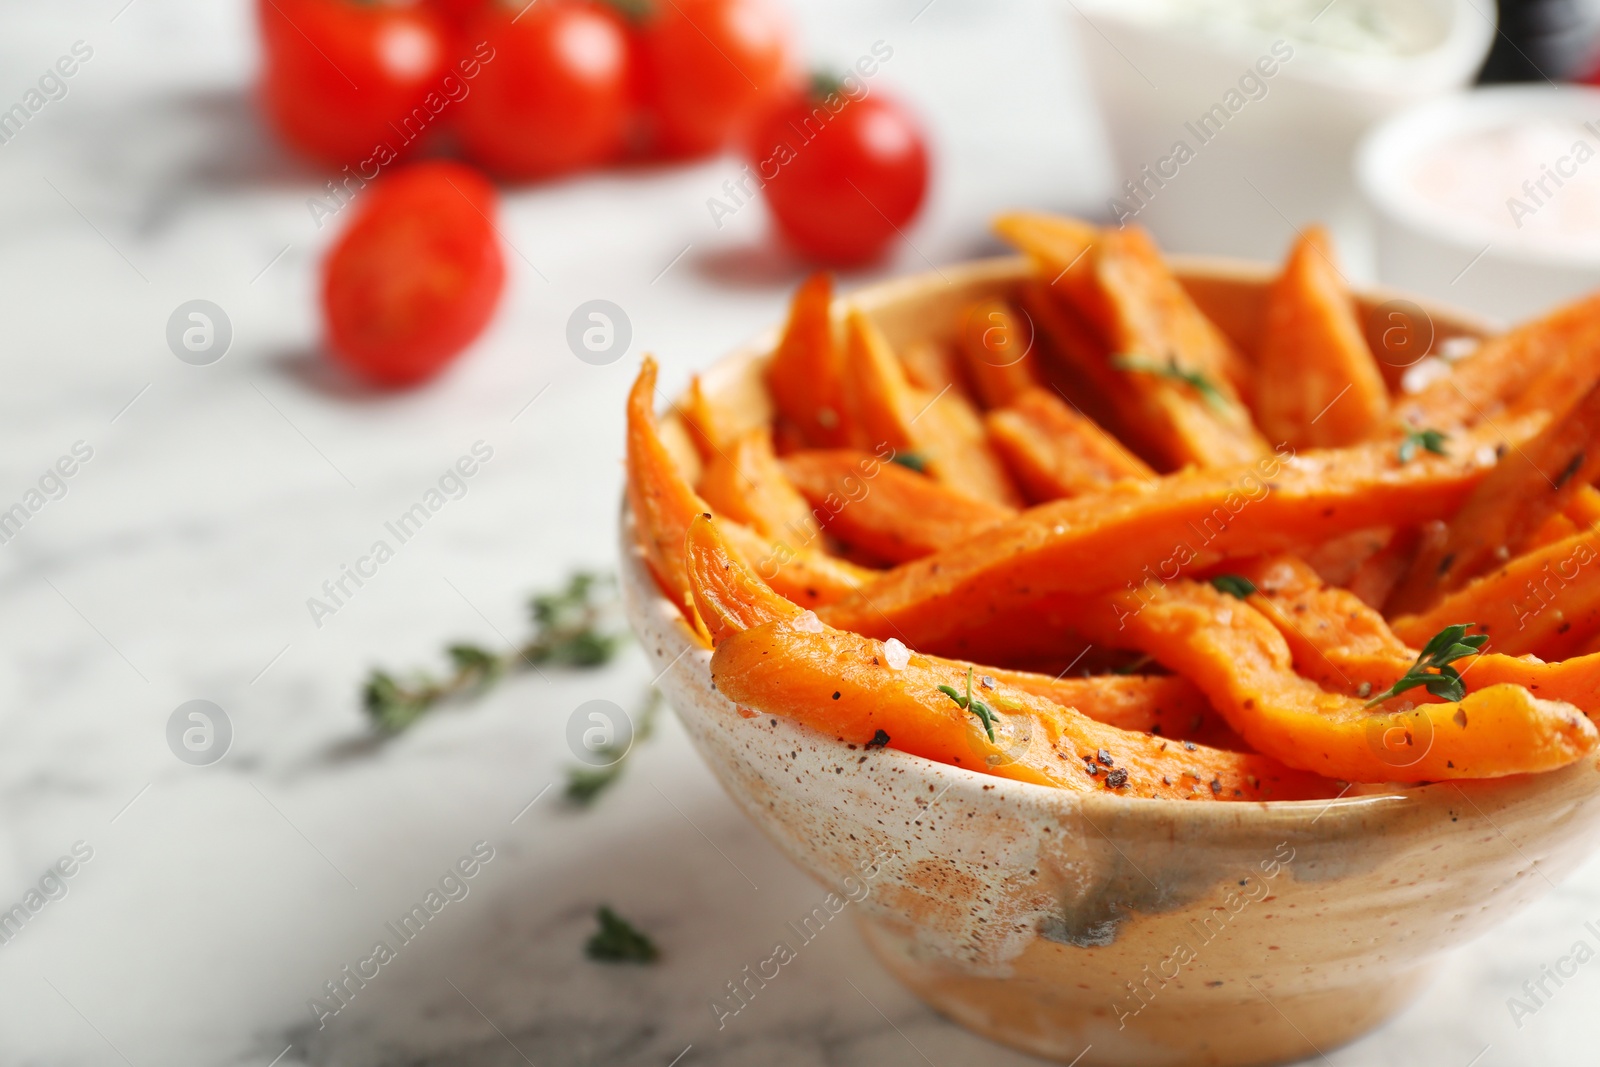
617 256 1600 1067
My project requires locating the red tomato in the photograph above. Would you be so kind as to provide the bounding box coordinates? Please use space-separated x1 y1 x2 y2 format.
747 83 930 265
635 0 795 159
424 0 487 28
322 162 506 386
456 0 632 179
257 0 454 166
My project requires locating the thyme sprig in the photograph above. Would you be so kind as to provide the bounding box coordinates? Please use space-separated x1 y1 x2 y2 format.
564 688 662 806
1399 428 1449 464
1210 574 1258 599
363 571 625 735
938 666 1001 742
1113 354 1231 413
1364 623 1487 708
585 906 659 964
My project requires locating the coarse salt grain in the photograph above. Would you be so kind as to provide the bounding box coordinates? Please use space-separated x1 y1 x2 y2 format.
1401 357 1453 395
883 638 911 670
1474 445 1499 467
792 610 824 633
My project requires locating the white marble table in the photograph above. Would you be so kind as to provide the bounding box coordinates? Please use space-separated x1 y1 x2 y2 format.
0 2 1596 1065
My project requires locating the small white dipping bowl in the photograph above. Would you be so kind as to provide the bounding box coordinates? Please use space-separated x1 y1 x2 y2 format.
1358 84 1600 321
1066 0 1494 263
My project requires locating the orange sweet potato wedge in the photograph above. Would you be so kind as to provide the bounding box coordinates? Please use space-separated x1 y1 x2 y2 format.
986 387 1154 502
818 427 1516 657
688 516 1333 799
764 272 855 448
1395 290 1600 432
1255 227 1389 448
781 449 1014 562
627 357 870 612
1220 555 1600 721
1389 379 1600 615
999 216 1268 470
1393 526 1600 660
843 308 1022 507
1076 579 1597 782
958 299 1043 409
698 427 820 544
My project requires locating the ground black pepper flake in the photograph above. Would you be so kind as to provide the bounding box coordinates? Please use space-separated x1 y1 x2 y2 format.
1209 778 1222 795
1096 749 1114 766
1184 741 1197 751
832 691 841 700
1437 553 1456 576
1556 452 1585 488
1085 763 1100 777
865 729 891 749
1106 769 1129 789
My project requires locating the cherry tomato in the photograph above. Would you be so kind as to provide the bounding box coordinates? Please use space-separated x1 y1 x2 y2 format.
746 82 930 265
635 0 795 159
424 0 488 29
322 162 506 386
257 0 454 167
456 0 632 179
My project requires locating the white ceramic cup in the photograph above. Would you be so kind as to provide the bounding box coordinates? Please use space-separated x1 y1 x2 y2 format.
1066 0 1495 268
1358 84 1600 321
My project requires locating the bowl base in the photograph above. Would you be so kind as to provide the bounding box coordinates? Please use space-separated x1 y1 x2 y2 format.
858 917 1429 1067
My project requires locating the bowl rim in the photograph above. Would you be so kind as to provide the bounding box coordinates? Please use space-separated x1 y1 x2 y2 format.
625 253 1584 831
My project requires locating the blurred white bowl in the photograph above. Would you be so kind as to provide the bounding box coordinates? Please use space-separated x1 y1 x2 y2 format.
1067 0 1495 266
1358 84 1600 321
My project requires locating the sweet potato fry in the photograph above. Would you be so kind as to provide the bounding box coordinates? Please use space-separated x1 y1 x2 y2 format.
1226 555 1600 720
1392 526 1600 659
686 515 1234 744
1566 483 1600 527
818 428 1516 656
676 375 726 463
688 517 1332 798
958 299 1042 409
1395 291 1600 431
843 309 1022 507
698 427 820 543
898 338 964 396
627 357 869 612
1077 579 1596 781
764 272 855 448
1003 219 1267 469
1389 380 1600 615
986 387 1154 501
781 449 1013 562
1255 226 1389 448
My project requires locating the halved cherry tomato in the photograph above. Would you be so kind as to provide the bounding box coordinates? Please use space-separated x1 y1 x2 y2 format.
322 162 505 386
634 0 795 159
456 0 632 179
257 0 454 166
746 79 930 265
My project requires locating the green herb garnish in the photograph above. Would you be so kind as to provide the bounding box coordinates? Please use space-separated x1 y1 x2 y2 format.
1210 574 1258 599
1112 354 1231 413
585 906 659 964
1364 623 1487 708
564 688 662 806
938 666 1001 742
1398 428 1449 464
891 450 929 473
363 571 624 734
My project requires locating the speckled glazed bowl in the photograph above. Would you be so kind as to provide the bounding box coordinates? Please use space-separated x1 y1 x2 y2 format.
618 257 1600 1067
